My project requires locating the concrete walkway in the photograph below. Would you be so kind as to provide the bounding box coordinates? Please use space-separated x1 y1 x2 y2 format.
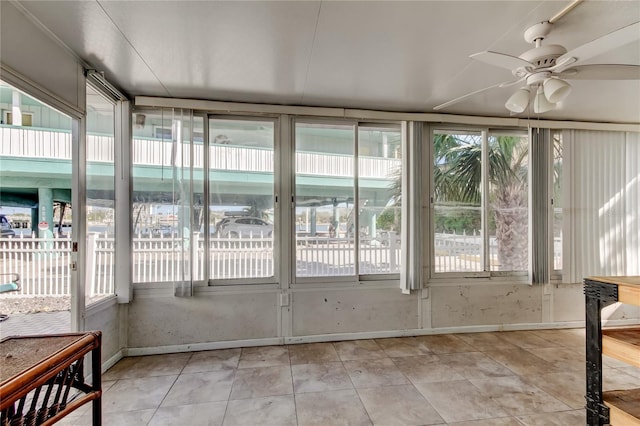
0 311 70 339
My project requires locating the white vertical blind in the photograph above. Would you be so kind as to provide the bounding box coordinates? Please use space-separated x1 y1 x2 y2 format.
566 130 639 282
529 128 550 284
625 132 639 275
400 121 422 293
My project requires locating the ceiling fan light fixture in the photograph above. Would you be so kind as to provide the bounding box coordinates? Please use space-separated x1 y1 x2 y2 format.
534 87 556 113
543 77 572 103
505 88 530 113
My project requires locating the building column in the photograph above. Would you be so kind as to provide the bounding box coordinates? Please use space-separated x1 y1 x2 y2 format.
310 207 317 236
12 90 22 126
30 207 38 235
334 203 341 231
38 187 54 235
370 213 377 238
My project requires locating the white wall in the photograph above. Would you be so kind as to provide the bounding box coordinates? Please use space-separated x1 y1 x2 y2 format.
0 2 85 116
125 279 623 352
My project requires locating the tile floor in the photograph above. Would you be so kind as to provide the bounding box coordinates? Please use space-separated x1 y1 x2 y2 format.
59 328 640 426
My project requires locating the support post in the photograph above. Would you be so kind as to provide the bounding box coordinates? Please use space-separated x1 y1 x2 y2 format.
11 90 22 126
310 207 317 236
584 279 618 426
37 187 54 235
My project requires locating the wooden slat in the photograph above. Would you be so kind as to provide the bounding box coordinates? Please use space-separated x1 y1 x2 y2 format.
587 276 640 289
619 284 640 307
603 327 640 368
604 389 640 425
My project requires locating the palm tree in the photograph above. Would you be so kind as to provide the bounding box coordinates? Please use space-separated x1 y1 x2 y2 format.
434 133 529 271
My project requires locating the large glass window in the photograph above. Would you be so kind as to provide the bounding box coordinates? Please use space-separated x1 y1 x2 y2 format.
433 132 483 273
358 125 402 275
85 84 115 304
207 118 275 281
433 130 529 274
294 121 402 279
0 80 73 331
131 109 203 288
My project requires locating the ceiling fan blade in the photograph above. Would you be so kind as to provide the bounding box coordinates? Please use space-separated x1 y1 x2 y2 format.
499 76 527 88
553 21 640 72
433 79 522 111
470 51 533 71
558 64 640 80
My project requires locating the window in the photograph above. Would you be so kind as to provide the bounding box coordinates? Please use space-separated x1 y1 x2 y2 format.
294 121 402 279
131 108 203 288
4 111 33 126
85 83 116 304
432 129 529 275
0 79 72 321
207 118 275 282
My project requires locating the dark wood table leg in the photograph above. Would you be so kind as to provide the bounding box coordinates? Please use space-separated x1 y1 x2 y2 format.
92 334 102 426
584 280 618 426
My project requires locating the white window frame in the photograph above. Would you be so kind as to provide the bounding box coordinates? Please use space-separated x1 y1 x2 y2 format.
292 117 404 285
429 126 531 281
206 114 280 286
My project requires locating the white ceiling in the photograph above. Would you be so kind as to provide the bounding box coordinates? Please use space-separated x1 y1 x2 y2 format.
15 0 640 123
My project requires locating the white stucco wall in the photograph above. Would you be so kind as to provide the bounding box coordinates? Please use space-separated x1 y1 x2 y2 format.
124 278 637 353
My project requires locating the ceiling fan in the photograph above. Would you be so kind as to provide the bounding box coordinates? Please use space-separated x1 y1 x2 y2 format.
434 19 640 114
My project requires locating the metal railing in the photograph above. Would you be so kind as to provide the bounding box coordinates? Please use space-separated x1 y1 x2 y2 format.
0 126 400 178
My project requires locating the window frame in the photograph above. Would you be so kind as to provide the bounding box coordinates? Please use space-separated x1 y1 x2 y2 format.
85 80 118 306
429 126 531 281
292 117 404 285
206 114 280 286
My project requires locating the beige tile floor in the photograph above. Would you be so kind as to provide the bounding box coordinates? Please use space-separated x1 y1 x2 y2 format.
59 328 640 426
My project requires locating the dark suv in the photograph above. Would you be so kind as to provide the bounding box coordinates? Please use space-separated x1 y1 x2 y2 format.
0 214 15 237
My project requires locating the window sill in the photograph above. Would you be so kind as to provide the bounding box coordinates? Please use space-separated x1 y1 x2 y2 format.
427 273 531 286
85 294 118 315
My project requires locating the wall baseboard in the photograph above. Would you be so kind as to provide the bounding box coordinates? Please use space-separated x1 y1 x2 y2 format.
115 319 637 357
125 337 283 357
102 350 124 373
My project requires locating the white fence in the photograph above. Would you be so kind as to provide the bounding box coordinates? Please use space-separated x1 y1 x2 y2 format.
0 232 402 296
0 231 561 296
0 126 400 178
0 235 72 296
434 230 562 272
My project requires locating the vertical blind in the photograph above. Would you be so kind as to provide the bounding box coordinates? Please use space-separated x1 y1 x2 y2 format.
529 128 550 284
565 130 640 282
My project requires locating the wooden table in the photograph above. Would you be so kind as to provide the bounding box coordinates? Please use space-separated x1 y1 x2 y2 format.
584 276 640 425
0 332 102 425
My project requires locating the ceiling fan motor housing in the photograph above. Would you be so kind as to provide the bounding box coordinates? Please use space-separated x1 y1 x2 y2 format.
526 71 552 86
519 44 568 69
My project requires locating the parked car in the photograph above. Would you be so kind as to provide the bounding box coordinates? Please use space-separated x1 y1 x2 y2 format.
217 217 273 238
0 214 15 237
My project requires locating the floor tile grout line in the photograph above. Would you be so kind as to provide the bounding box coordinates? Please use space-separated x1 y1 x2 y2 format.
145 353 194 425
